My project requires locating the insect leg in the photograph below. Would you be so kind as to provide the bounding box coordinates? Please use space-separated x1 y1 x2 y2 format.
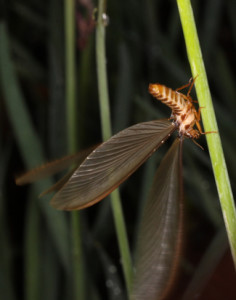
175 78 193 92
194 108 217 135
176 76 198 103
180 93 198 103
194 108 204 134
186 75 198 97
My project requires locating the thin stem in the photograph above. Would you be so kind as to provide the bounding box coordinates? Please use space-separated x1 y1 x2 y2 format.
95 0 112 140
176 0 236 267
65 0 85 299
95 0 133 296
65 0 77 152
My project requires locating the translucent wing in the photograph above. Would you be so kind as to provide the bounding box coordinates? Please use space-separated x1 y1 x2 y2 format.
39 167 77 197
51 119 176 210
131 138 183 300
15 144 99 185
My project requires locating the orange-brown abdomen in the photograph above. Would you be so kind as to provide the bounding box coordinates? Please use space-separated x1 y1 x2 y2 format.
149 82 202 139
149 83 186 117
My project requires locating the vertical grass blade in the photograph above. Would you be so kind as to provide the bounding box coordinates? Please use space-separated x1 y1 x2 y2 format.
182 228 228 300
95 0 133 296
0 148 16 300
0 195 16 300
0 22 70 272
64 0 85 298
24 191 40 300
65 0 77 152
176 0 236 267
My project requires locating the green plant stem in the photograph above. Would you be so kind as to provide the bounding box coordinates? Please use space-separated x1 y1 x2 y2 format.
65 0 77 152
0 22 70 273
96 0 133 296
65 0 85 299
176 0 236 267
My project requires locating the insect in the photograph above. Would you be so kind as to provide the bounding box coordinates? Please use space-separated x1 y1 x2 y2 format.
16 77 215 300
16 78 208 209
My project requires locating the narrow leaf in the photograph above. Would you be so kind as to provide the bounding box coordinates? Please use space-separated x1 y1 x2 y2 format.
0 22 70 271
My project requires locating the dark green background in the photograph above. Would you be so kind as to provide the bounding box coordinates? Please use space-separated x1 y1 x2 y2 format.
0 0 236 299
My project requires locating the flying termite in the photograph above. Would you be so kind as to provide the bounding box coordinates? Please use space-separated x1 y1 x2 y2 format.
16 77 216 300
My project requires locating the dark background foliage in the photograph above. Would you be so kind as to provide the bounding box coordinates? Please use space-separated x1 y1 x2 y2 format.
0 0 236 299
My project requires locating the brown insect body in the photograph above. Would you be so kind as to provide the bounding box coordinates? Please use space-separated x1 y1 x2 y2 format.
149 82 201 139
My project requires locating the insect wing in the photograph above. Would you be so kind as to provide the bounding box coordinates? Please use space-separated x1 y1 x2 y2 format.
51 120 176 210
132 138 183 300
15 144 99 185
39 167 77 197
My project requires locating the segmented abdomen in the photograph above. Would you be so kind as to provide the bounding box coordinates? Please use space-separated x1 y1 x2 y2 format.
149 83 186 116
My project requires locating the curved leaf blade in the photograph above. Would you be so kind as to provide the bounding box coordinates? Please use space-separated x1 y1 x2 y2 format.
51 120 176 210
132 138 183 300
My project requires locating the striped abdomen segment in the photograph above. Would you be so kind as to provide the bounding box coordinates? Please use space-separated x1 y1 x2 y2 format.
149 83 186 116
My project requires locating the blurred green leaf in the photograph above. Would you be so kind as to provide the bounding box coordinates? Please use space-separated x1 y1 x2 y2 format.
0 22 71 272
